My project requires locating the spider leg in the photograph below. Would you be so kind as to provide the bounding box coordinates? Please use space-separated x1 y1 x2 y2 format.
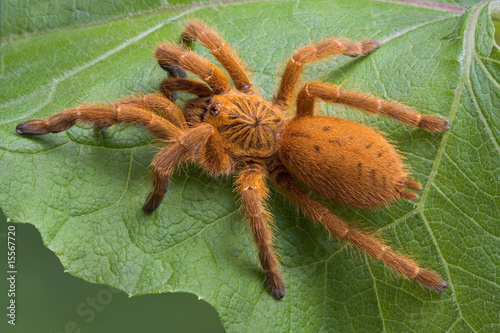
144 170 171 214
16 96 183 140
269 162 447 292
157 58 187 102
199 129 234 174
296 82 450 132
144 124 215 213
157 78 213 125
158 63 187 79
155 43 232 94
183 97 210 124
144 143 186 214
274 38 380 108
237 163 285 299
159 77 213 101
181 20 254 93
119 93 187 129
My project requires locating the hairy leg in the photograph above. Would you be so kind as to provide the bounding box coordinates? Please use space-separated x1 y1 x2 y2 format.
144 124 214 212
157 59 187 101
143 170 171 214
183 97 210 124
158 63 187 79
199 129 235 174
119 93 187 129
269 162 446 292
16 100 183 140
159 77 213 101
296 82 450 132
274 38 380 108
181 20 253 93
155 43 232 94
237 163 285 299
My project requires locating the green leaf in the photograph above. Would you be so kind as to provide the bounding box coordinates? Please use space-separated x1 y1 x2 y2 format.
0 0 217 38
1 0 499 332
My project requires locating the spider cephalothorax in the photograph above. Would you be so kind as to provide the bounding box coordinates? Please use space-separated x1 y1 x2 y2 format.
16 20 450 299
202 92 285 159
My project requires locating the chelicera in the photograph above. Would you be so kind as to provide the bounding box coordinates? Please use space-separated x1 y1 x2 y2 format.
16 21 450 299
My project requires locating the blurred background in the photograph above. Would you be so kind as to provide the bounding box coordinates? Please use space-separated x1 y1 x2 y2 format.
0 208 225 333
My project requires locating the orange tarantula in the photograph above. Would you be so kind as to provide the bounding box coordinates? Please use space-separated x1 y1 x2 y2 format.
16 20 450 299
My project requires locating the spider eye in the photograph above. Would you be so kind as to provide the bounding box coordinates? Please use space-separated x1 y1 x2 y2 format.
210 102 221 116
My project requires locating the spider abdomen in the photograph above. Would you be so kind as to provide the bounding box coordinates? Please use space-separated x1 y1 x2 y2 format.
279 116 419 208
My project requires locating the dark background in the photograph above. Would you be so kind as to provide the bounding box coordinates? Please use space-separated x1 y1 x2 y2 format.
0 208 224 333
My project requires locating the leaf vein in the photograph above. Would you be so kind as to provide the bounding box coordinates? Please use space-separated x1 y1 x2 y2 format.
431 183 500 240
365 256 387 332
466 62 500 155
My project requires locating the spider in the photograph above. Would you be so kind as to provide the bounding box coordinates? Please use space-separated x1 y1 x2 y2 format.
16 20 450 299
